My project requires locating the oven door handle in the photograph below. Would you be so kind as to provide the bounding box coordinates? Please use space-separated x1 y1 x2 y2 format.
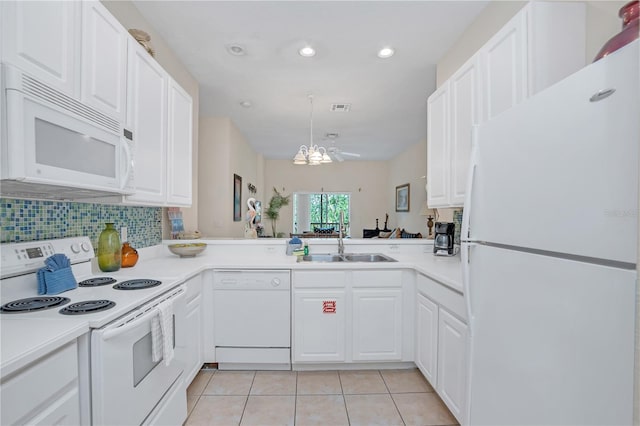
101 287 185 341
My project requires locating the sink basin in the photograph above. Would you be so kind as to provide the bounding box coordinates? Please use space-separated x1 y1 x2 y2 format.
300 253 396 263
342 253 396 262
300 254 345 262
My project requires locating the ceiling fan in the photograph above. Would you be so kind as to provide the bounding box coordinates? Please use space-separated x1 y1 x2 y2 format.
326 141 361 162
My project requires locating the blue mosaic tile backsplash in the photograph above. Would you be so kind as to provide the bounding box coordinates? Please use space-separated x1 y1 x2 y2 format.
453 209 463 245
0 198 162 249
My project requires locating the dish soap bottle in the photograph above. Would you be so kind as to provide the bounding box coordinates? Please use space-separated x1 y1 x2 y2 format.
303 241 309 256
98 223 121 272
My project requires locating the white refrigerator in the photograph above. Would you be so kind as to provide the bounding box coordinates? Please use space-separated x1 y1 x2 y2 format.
462 40 638 425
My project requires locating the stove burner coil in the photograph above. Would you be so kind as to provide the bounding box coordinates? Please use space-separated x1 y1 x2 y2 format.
59 300 116 315
78 277 117 287
113 279 162 290
0 296 70 313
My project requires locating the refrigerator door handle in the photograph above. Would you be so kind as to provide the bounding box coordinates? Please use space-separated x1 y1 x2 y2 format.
461 127 479 241
461 242 474 335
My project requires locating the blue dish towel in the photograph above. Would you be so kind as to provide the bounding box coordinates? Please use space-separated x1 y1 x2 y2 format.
37 254 77 295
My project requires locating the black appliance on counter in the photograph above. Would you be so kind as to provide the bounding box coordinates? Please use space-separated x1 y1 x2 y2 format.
433 222 456 256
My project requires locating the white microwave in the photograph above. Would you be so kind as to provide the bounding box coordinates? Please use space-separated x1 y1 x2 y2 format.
0 63 135 199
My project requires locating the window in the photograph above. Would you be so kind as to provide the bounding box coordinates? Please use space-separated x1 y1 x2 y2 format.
293 192 351 236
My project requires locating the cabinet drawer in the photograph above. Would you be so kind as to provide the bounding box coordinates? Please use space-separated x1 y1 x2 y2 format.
352 270 402 287
417 273 466 321
1 340 79 425
293 271 346 288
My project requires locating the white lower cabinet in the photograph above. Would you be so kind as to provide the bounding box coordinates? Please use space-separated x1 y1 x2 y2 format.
1 340 84 425
183 274 203 385
292 269 404 364
352 288 402 361
415 273 468 424
437 308 468 423
415 292 439 384
293 289 346 362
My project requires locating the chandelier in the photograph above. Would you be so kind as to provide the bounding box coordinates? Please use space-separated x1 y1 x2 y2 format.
293 95 332 165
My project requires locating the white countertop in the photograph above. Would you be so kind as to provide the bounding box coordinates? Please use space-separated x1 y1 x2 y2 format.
1 239 462 377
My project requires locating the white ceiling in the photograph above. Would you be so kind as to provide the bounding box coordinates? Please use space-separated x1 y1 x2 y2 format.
133 1 489 161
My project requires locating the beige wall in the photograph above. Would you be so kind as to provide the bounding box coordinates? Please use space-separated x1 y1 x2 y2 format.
198 118 263 238
388 141 430 235
101 0 200 236
263 160 390 238
437 1 626 86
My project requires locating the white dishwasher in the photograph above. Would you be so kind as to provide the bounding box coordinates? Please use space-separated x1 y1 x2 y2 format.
213 270 291 370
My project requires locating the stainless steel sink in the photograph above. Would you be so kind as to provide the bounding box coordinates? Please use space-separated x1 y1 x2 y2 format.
300 254 346 262
300 253 396 263
342 253 396 262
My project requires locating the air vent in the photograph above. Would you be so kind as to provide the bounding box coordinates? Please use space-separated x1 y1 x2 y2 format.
330 103 351 112
21 74 120 134
325 133 339 139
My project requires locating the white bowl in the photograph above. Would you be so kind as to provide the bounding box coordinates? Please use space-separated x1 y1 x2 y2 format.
168 243 207 258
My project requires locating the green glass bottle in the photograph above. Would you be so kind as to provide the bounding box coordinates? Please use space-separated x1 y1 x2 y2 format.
98 223 121 272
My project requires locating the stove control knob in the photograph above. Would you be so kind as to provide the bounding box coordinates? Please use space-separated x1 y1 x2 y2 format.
70 243 81 254
81 242 91 252
271 278 281 287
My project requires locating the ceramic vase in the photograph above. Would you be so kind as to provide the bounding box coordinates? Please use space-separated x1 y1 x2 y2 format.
98 223 121 272
121 242 139 268
594 0 639 62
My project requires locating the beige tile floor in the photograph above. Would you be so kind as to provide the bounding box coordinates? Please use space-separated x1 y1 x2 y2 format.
185 368 459 426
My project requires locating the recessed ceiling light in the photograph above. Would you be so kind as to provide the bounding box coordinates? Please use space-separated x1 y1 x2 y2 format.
226 44 246 56
377 47 395 59
299 46 316 57
239 100 252 108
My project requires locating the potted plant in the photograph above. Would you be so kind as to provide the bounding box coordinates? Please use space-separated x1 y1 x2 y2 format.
265 187 290 237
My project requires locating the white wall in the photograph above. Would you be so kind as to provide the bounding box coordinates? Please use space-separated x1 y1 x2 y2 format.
388 141 430 236
198 118 263 238
263 160 390 238
101 0 200 236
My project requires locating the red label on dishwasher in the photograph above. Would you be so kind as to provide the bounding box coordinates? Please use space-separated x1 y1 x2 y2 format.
323 300 336 313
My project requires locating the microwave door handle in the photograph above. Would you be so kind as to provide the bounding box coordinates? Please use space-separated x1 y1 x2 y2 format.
121 139 133 190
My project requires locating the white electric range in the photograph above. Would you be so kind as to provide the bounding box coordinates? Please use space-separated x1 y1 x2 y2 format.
0 237 189 426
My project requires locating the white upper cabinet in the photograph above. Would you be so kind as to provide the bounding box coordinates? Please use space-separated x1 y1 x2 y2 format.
427 1 585 208
428 55 480 208
125 38 168 205
1 1 81 97
426 84 450 208
481 11 527 122
449 57 480 206
81 1 128 122
166 78 193 206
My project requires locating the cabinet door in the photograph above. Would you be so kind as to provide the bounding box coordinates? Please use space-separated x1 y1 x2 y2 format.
449 56 480 206
437 309 468 423
415 293 438 385
352 289 402 361
184 296 202 384
125 39 167 204
166 78 193 206
293 290 346 362
426 83 449 208
81 1 128 122
481 10 527 122
1 1 80 96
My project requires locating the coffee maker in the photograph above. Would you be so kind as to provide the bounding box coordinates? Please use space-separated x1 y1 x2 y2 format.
433 222 456 256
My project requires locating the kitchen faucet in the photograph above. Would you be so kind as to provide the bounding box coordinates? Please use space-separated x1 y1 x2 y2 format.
338 211 345 255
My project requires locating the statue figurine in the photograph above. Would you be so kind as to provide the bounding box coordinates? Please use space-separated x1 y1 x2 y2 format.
244 198 258 238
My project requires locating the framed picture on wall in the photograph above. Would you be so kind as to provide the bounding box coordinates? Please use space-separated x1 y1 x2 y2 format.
395 183 410 212
233 174 242 221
